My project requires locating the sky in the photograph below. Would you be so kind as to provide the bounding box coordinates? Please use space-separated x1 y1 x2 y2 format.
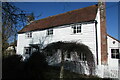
11 2 119 40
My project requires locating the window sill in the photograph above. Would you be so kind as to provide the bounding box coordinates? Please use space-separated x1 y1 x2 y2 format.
25 37 32 39
70 33 82 35
46 35 54 37
111 58 120 60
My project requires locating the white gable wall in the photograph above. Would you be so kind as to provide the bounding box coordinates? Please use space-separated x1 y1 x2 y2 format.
107 36 120 78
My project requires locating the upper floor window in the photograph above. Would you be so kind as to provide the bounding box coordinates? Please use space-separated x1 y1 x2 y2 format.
26 32 32 38
111 49 119 59
72 24 81 34
47 29 53 35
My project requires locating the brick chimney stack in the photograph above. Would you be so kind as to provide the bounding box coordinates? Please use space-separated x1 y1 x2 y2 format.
98 1 108 65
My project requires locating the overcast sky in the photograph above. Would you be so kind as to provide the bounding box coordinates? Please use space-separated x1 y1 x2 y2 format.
12 2 119 40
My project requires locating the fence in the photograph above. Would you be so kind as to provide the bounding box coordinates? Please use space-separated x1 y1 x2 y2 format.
103 65 119 79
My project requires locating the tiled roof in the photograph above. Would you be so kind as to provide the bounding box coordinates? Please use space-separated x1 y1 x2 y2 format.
18 4 98 33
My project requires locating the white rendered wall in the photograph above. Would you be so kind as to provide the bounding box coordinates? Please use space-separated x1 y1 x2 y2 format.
95 8 103 77
95 8 101 66
17 22 97 59
107 36 120 78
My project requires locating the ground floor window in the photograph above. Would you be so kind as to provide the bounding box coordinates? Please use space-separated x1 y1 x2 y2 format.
111 49 119 59
67 53 71 58
79 53 86 61
24 47 32 55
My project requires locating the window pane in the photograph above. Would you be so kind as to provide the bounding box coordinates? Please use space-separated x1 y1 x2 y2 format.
73 25 76 29
47 30 49 35
30 32 32 37
77 29 81 33
79 53 81 60
73 25 76 34
25 48 29 54
47 29 53 35
111 53 116 58
50 29 53 34
116 53 119 59
111 49 114 53
81 53 83 60
67 53 70 58
27 33 29 38
83 54 86 61
116 49 119 53
74 29 76 33
77 25 81 33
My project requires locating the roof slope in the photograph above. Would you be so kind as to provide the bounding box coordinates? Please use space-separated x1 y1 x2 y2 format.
18 4 98 33
107 34 120 43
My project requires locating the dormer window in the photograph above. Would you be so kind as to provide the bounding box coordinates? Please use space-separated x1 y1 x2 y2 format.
26 32 32 38
72 24 81 34
47 29 53 35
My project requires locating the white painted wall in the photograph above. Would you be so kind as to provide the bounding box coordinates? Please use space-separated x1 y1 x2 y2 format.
95 8 101 66
107 35 120 78
17 22 97 58
95 8 103 77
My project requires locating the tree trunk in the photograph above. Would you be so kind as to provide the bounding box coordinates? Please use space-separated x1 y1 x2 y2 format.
59 51 64 80
60 62 64 79
13 34 16 54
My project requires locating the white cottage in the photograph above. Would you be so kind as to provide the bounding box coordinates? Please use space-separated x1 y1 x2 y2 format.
17 3 120 78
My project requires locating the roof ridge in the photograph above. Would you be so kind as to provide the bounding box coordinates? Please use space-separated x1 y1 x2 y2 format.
35 4 98 22
18 4 98 33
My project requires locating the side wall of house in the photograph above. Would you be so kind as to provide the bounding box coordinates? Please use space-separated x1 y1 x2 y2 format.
107 36 120 78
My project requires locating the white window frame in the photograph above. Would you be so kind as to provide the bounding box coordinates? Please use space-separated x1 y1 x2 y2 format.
72 24 81 34
47 29 53 35
24 47 32 55
111 49 119 59
25 32 32 38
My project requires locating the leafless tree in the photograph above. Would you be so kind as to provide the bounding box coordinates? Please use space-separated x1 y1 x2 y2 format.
2 2 34 56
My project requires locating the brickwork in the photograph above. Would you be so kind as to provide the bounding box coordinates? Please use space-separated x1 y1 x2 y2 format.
99 2 108 65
